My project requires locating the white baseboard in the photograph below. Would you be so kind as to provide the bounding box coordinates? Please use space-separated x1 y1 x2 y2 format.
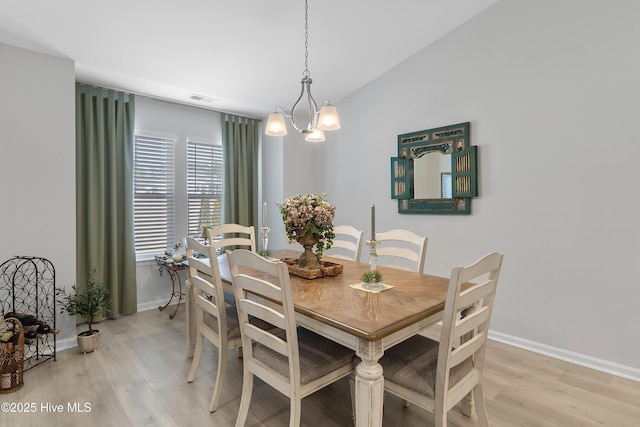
489 330 640 383
137 298 172 313
56 336 77 352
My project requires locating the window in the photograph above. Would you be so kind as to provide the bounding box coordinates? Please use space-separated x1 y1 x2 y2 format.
187 139 223 237
133 134 175 255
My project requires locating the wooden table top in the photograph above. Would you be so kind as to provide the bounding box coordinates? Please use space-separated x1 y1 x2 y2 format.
217 249 451 342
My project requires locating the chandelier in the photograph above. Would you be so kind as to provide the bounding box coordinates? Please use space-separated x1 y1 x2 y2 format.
264 0 340 142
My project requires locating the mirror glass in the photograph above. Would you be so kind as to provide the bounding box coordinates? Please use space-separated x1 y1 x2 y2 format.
413 152 452 199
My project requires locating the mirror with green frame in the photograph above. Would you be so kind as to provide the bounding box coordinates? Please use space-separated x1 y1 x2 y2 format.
390 122 478 214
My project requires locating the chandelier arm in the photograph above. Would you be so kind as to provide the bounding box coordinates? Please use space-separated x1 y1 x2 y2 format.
289 77 319 133
274 106 290 118
304 81 319 131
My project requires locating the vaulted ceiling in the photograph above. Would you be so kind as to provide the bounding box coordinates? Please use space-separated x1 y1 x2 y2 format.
0 0 498 118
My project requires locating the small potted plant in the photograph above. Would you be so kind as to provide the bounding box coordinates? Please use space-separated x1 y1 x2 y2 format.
360 269 384 291
56 271 111 354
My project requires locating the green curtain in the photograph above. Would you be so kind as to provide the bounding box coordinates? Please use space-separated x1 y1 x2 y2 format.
76 84 137 317
222 114 260 227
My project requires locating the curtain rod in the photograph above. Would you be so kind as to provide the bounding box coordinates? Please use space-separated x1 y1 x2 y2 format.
76 81 261 120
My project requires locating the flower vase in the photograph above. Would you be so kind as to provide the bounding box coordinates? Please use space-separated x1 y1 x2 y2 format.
297 230 320 270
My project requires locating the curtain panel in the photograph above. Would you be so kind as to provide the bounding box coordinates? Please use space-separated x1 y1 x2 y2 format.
221 114 260 228
76 84 137 317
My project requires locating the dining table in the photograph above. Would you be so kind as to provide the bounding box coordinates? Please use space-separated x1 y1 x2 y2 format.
184 249 467 427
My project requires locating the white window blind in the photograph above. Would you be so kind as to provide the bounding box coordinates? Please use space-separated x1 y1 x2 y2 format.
134 134 175 254
187 140 223 237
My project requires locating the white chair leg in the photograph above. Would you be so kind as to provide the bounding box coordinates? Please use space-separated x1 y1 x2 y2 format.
289 396 302 427
435 410 447 427
186 333 204 382
234 372 254 427
209 346 229 412
474 384 490 427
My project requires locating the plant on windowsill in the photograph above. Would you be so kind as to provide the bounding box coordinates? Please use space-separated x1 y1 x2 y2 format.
56 270 111 354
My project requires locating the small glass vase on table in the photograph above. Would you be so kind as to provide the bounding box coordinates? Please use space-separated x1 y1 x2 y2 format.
364 203 384 291
260 226 270 258
259 201 272 258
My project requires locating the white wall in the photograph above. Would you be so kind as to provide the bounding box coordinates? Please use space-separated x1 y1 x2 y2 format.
261 131 327 253
261 133 286 251
0 43 76 346
317 0 640 378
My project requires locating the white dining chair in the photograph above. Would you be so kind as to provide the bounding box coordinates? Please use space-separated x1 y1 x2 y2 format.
325 224 364 262
374 252 503 426
227 249 354 427
207 223 256 304
375 229 428 273
208 223 256 253
184 237 278 412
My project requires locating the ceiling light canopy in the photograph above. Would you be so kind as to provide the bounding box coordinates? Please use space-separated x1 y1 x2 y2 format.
264 0 340 142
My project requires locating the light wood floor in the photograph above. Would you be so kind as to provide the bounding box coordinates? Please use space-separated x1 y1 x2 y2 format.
3 305 639 426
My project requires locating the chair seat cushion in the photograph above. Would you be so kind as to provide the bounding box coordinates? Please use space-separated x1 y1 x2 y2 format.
203 306 276 339
253 327 353 385
377 335 473 397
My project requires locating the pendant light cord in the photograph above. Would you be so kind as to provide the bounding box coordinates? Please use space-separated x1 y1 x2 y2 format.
303 0 310 78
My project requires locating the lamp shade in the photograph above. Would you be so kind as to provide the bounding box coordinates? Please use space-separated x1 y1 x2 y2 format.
265 113 288 136
305 128 325 142
317 104 340 131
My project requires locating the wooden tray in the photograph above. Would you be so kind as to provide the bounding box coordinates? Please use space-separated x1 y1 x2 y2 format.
280 258 343 280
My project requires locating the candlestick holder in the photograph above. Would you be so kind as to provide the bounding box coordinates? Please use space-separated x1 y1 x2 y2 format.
260 226 271 257
366 239 379 271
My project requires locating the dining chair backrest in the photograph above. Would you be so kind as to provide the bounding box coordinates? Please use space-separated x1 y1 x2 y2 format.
326 224 364 262
184 236 240 412
228 249 354 427
375 229 428 273
436 252 503 418
208 223 256 253
378 251 503 427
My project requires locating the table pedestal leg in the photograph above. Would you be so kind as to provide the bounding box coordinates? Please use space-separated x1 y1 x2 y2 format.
355 339 384 427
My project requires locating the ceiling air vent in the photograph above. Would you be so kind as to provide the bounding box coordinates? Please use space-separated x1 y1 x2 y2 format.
190 94 216 103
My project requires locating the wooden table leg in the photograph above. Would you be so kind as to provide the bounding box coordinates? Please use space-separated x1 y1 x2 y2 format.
355 339 384 427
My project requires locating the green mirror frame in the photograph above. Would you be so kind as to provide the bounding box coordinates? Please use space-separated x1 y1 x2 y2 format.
390 122 478 214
